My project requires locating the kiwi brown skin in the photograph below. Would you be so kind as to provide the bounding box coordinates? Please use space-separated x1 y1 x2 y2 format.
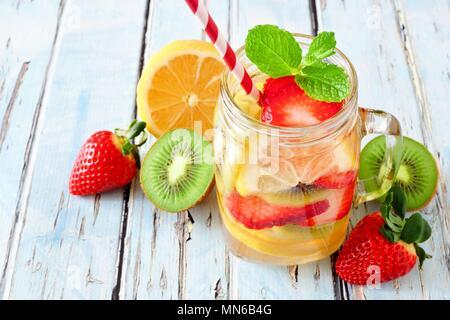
139 129 215 213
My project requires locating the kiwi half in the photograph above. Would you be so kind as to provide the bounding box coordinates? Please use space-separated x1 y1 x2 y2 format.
140 128 214 212
359 136 438 211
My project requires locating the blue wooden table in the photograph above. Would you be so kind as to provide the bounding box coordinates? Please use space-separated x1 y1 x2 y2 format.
0 0 449 300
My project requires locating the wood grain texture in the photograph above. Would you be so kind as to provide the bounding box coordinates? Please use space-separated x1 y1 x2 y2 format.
1 0 449 300
119 0 188 300
398 0 450 299
120 0 230 299
227 0 336 300
316 0 450 299
3 0 148 299
0 0 63 296
182 0 232 300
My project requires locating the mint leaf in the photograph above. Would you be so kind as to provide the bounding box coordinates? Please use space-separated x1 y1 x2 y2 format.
296 64 350 102
304 32 336 66
414 243 431 268
401 213 432 244
245 25 302 78
391 186 407 219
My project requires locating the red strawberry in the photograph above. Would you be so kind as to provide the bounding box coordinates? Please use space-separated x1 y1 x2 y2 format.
314 170 357 189
260 76 344 127
336 212 418 285
335 187 432 286
299 182 355 226
226 190 330 230
69 120 147 196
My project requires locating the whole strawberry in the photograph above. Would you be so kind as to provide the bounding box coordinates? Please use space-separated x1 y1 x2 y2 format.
336 187 432 285
69 120 147 196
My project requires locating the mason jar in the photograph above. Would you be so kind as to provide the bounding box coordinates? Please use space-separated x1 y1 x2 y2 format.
214 34 403 265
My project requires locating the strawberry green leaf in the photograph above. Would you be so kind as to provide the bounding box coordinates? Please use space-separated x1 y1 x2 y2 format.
414 243 432 268
245 25 302 78
381 188 405 233
127 120 147 140
380 225 401 243
296 64 350 102
381 191 393 220
401 213 432 244
385 212 405 233
391 186 407 219
303 32 336 67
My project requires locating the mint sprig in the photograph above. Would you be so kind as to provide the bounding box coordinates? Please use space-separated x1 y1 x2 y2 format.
245 25 350 102
378 187 432 268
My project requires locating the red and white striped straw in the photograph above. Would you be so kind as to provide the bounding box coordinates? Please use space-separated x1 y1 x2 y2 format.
185 0 261 103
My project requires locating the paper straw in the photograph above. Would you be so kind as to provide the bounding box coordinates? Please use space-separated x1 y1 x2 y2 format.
185 0 261 103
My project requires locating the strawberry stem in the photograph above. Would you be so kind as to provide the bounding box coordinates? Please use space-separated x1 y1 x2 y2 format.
114 120 148 168
121 140 135 155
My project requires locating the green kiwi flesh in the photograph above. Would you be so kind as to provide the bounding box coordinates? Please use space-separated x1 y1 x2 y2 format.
259 184 328 207
140 128 214 212
359 136 438 211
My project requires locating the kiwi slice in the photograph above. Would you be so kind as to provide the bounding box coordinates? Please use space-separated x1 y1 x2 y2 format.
268 216 349 242
259 184 327 207
359 136 438 211
140 128 214 212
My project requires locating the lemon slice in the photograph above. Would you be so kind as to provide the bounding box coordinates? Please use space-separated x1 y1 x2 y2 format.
137 40 225 137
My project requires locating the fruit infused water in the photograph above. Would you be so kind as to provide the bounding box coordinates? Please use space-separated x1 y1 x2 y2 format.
215 26 360 265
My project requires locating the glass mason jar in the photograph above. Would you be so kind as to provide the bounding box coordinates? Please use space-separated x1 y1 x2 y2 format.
214 34 403 265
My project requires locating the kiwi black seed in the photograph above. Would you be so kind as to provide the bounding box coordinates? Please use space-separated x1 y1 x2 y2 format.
359 136 438 211
140 128 214 212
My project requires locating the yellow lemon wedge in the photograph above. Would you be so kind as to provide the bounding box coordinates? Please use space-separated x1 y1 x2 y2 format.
137 40 225 137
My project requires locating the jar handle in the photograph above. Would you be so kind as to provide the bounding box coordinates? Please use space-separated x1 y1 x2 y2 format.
356 107 403 205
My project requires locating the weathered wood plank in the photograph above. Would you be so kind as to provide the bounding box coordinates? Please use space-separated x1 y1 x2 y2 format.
120 0 192 300
182 0 232 300
227 0 336 300
317 0 450 299
4 0 148 299
399 0 450 299
120 0 230 299
0 0 62 296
